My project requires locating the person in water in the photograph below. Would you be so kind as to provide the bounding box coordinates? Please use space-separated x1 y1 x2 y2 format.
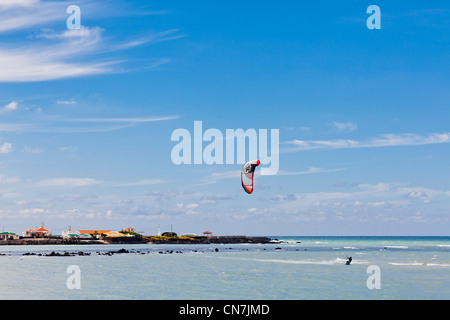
346 256 352 265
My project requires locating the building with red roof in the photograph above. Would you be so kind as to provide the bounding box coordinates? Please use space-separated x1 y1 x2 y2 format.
23 227 52 238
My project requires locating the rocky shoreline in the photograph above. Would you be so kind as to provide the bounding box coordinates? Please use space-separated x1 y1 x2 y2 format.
145 235 272 245
0 235 273 246
0 238 107 245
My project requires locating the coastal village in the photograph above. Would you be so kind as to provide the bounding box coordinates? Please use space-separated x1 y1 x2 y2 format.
0 224 271 245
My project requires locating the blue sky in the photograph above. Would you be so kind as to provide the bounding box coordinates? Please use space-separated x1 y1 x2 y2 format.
0 0 449 235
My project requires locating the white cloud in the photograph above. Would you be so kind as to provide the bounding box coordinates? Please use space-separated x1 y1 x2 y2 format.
3 101 18 111
0 48 117 82
69 116 179 123
330 121 358 133
0 26 118 82
0 0 66 33
405 191 427 199
0 115 178 133
56 100 77 105
20 208 45 214
36 177 102 187
114 29 185 50
0 16 174 82
0 175 21 184
399 186 450 199
264 182 450 224
0 0 39 9
286 132 450 151
117 179 166 187
0 142 12 153
0 0 183 82
202 166 343 186
367 201 387 206
22 146 44 154
277 167 345 175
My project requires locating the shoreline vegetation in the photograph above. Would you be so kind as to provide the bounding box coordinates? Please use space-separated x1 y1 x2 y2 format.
0 235 274 246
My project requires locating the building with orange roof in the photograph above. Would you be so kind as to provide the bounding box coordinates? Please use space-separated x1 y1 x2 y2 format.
23 227 52 238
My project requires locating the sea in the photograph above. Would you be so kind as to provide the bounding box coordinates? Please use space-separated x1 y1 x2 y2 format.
0 236 449 300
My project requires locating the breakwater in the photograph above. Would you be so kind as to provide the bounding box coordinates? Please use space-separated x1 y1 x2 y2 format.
145 235 272 244
0 238 105 245
0 235 272 245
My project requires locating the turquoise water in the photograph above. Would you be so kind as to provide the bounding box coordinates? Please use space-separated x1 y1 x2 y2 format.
0 236 449 299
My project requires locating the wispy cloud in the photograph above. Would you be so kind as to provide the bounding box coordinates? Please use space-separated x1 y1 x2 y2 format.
31 177 164 188
276 167 346 176
0 1 182 82
0 0 38 9
116 179 166 187
68 116 178 123
56 100 77 105
22 146 44 154
35 177 102 187
201 166 343 186
330 121 358 133
0 26 118 82
114 29 185 50
0 0 65 32
285 132 450 151
0 115 179 133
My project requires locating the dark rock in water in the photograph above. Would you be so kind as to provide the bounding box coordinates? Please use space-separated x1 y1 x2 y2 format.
44 251 74 257
215 248 219 252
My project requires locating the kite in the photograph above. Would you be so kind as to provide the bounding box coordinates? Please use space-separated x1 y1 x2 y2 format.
241 160 260 194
